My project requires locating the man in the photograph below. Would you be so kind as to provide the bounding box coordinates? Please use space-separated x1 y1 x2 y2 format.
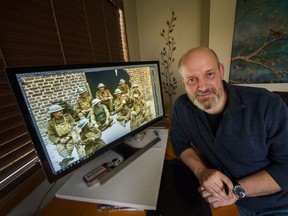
95 83 114 113
130 83 143 99
89 98 113 131
171 47 288 215
75 87 92 119
47 104 75 167
78 118 105 155
130 110 141 131
118 79 130 96
132 94 152 123
113 88 131 126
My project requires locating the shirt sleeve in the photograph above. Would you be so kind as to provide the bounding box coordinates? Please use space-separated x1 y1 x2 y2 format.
264 96 288 190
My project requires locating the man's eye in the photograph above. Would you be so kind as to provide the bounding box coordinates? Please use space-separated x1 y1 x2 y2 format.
207 72 215 78
187 78 197 84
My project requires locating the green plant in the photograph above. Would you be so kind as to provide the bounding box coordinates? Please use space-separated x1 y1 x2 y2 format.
160 11 177 107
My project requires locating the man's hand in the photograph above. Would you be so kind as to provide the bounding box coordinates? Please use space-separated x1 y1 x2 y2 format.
196 168 234 203
199 186 238 208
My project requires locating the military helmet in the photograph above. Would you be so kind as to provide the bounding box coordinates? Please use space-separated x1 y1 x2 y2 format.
78 87 86 94
48 104 64 114
132 83 139 88
92 98 101 106
119 79 126 84
114 88 122 95
131 111 137 116
98 83 105 88
78 118 89 130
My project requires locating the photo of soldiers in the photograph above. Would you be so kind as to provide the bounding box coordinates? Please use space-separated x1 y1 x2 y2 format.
75 87 92 120
130 110 141 131
78 118 106 155
95 83 114 113
89 98 113 131
130 83 143 99
132 94 153 123
47 104 75 167
113 88 131 127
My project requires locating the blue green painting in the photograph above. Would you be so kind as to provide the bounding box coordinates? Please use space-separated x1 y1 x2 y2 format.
229 0 288 83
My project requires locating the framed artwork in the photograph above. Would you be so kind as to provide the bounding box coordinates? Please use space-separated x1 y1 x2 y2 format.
229 0 288 84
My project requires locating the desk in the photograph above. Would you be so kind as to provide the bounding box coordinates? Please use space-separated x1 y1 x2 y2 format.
39 124 239 216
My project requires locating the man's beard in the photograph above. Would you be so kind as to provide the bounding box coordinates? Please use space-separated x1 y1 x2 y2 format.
190 87 222 111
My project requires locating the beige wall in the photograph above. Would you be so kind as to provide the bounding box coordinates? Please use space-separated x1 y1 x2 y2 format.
124 0 201 107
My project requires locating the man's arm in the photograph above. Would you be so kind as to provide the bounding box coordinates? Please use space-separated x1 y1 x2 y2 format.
237 170 281 197
180 148 233 201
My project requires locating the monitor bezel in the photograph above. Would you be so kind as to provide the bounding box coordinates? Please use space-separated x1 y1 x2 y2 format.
5 61 164 183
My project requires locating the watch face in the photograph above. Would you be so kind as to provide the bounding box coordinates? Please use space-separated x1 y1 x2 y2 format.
234 185 246 199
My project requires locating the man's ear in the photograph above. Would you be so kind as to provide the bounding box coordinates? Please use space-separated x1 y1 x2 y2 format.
180 78 185 87
219 63 225 79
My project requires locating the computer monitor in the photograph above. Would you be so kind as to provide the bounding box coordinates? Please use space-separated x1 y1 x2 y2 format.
5 61 164 183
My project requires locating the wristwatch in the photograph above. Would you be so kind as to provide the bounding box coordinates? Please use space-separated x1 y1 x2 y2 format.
232 179 246 199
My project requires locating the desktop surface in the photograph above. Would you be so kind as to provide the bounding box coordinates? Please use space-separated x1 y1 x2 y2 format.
55 129 169 210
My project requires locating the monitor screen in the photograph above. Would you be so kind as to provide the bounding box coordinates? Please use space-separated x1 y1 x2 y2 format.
5 61 164 183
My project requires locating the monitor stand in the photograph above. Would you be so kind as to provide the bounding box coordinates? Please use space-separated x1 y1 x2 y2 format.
98 131 161 184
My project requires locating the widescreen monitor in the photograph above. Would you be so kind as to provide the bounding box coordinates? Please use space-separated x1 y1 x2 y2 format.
5 61 164 183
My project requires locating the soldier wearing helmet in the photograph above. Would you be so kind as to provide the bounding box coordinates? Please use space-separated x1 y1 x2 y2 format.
47 104 75 167
130 110 141 131
95 83 114 113
118 79 130 96
130 83 143 99
75 87 92 119
132 94 153 123
77 118 105 155
113 88 131 126
89 98 113 131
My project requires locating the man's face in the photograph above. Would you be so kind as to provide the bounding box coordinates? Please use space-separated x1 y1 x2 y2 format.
52 110 63 118
80 92 87 98
179 49 225 113
99 87 105 92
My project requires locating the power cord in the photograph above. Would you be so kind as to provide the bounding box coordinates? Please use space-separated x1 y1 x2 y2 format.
34 181 57 216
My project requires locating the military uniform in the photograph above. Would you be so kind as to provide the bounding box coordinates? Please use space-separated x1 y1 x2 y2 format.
90 104 113 131
75 95 92 119
79 125 105 155
118 83 130 96
47 113 75 159
96 89 114 112
114 95 131 124
130 115 141 131
132 97 153 123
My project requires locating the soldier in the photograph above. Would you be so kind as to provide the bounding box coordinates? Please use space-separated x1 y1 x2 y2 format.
75 87 92 119
113 88 131 126
47 104 75 167
95 83 114 113
89 98 113 131
132 94 153 123
130 110 141 131
78 118 106 155
118 79 130 96
130 83 143 99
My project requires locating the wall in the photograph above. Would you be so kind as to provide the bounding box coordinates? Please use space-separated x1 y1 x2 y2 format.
124 0 201 107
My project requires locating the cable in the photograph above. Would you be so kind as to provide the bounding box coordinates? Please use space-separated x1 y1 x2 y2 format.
33 181 57 216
